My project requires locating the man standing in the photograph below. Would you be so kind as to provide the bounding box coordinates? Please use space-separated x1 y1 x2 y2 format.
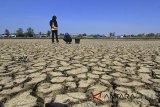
50 15 59 43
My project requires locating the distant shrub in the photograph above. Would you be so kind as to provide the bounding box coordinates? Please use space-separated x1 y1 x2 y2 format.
16 28 25 37
25 27 34 37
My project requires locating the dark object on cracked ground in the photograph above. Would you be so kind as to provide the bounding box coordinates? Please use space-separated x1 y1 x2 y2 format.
75 38 80 44
45 103 68 107
63 33 72 44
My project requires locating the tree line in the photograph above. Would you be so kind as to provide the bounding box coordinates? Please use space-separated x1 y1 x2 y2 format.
2 28 160 38
3 27 51 37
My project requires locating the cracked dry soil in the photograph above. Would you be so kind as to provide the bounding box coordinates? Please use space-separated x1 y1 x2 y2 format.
0 39 160 107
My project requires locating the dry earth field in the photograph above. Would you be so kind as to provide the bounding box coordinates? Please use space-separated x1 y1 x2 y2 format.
0 39 160 107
